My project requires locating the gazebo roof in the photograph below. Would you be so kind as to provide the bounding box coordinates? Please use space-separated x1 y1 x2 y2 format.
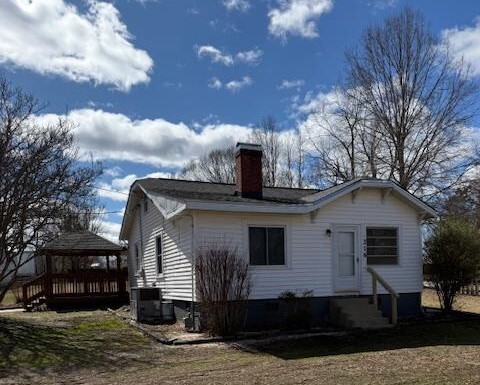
42 230 126 257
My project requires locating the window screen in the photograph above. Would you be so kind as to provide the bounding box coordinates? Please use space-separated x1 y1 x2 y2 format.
366 227 398 265
249 227 285 266
156 235 163 274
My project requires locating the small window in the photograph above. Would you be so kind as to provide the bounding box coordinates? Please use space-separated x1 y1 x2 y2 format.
156 234 163 274
249 227 285 266
366 227 398 265
134 243 141 272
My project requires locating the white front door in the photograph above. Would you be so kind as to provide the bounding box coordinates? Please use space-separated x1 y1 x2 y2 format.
333 226 360 292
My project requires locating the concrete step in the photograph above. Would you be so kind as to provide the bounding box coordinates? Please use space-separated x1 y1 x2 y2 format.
330 296 393 330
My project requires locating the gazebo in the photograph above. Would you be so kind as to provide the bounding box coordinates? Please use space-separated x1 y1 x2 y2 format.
22 230 128 308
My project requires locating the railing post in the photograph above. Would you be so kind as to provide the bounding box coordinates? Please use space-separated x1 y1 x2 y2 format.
22 285 28 308
391 294 398 325
45 274 53 299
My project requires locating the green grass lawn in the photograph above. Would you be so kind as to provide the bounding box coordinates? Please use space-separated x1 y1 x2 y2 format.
0 289 21 308
0 309 479 384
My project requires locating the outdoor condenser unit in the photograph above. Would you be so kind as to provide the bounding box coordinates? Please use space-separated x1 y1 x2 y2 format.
130 287 162 323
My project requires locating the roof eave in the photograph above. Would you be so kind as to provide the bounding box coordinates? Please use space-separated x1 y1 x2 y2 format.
182 179 437 218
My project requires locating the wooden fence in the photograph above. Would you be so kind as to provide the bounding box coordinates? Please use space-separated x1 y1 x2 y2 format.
459 280 480 296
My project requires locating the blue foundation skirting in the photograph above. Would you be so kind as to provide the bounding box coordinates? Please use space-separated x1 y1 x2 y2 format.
170 292 422 330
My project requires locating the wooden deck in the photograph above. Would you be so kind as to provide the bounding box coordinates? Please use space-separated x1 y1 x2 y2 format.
22 270 128 308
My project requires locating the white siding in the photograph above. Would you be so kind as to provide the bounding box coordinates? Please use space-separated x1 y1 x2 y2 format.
195 188 422 300
127 200 193 301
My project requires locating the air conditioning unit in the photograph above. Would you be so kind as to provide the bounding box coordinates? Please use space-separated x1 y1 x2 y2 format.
130 288 162 323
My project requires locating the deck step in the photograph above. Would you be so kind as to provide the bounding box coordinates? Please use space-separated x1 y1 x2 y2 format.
330 297 393 330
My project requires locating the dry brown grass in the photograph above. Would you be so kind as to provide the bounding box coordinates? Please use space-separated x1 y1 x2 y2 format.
0 309 479 385
423 288 480 313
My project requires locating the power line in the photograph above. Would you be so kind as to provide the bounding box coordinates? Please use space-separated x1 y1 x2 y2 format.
93 186 130 196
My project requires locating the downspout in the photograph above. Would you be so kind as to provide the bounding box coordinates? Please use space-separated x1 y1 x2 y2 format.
176 213 196 330
190 214 196 331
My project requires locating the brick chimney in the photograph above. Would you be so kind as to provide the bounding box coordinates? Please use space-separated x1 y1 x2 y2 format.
235 143 263 199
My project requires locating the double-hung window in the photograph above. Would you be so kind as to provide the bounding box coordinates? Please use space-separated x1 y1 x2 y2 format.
134 243 141 273
249 226 285 266
366 227 398 265
156 234 163 275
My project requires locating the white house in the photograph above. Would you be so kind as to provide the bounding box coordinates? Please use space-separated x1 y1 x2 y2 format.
120 143 436 329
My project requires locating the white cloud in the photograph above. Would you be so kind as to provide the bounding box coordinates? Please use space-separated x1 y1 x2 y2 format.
296 89 338 115
235 49 263 65
268 0 334 39
0 0 153 91
98 171 173 202
187 7 200 15
196 45 234 66
368 0 398 10
195 45 263 66
443 18 480 77
225 76 253 92
223 0 251 12
99 220 122 244
278 79 305 90
163 81 183 89
104 166 123 178
35 109 253 167
132 0 157 4
208 77 223 89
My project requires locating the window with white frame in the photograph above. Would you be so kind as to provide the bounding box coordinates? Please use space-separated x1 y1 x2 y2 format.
156 233 163 274
134 242 141 273
366 227 398 265
248 226 285 266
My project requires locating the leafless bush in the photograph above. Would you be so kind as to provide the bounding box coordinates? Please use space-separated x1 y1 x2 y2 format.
278 290 314 329
195 244 251 336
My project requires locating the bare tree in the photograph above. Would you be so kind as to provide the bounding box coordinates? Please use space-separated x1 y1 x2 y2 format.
305 89 368 186
0 76 101 301
179 146 235 184
280 135 295 188
308 8 478 201
295 129 307 188
250 116 281 187
442 178 480 227
180 117 309 189
278 129 307 188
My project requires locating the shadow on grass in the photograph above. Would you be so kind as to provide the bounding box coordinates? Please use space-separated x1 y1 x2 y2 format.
238 320 480 360
0 313 149 375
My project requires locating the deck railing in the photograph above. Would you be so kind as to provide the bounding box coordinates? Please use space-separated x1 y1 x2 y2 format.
22 270 128 307
367 266 399 324
22 274 47 306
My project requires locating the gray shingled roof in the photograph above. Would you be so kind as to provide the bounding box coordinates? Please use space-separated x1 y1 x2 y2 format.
42 230 125 256
137 178 322 204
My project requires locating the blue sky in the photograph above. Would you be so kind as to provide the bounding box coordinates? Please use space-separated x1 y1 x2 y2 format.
1 0 480 240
